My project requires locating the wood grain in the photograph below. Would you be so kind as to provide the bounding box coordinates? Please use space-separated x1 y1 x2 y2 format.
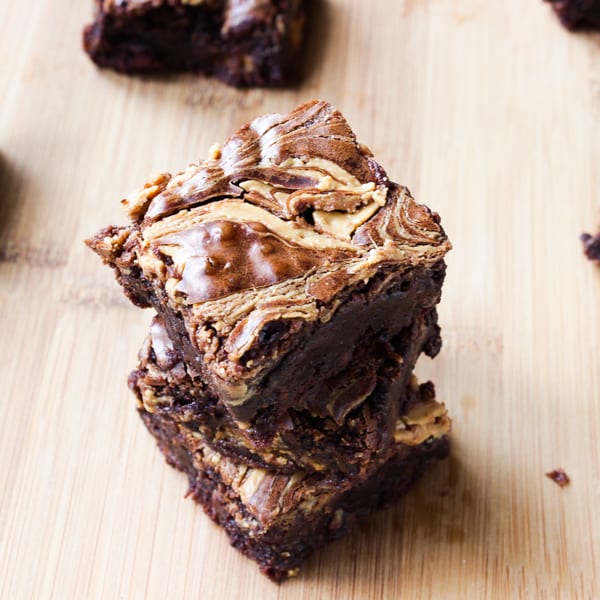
1 1 599 598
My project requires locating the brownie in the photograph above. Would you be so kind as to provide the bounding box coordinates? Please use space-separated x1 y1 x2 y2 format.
546 468 571 487
581 230 600 264
130 316 451 476
83 0 306 86
139 395 450 582
545 0 600 29
87 100 451 443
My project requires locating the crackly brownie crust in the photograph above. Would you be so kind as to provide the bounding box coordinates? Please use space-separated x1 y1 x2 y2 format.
130 316 451 476
83 0 306 86
87 100 451 435
140 406 450 582
545 0 600 29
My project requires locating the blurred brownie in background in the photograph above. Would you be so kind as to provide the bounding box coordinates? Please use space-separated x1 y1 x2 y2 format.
83 0 306 86
581 230 600 264
545 0 600 29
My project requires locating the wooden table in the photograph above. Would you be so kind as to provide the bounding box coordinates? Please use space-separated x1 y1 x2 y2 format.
1 1 599 597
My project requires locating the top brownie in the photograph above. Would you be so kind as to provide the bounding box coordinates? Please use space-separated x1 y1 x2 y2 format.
87 100 451 433
83 0 306 86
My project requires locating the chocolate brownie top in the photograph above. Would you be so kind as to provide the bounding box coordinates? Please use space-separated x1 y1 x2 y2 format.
113 100 449 307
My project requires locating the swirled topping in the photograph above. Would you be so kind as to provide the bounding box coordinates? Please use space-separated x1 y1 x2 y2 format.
123 100 450 310
86 100 452 399
128 101 389 223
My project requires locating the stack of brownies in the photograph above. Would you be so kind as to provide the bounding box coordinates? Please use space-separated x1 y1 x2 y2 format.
87 100 452 581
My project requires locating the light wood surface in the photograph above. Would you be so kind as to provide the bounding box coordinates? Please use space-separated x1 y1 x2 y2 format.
1 1 600 598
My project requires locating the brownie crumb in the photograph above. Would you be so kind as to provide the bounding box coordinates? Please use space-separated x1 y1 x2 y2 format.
545 468 571 488
581 231 600 264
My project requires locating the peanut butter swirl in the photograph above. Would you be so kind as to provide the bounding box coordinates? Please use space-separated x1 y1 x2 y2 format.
132 100 389 223
122 101 450 310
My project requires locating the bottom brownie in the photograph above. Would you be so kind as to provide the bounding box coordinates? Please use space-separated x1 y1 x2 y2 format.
140 408 450 581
